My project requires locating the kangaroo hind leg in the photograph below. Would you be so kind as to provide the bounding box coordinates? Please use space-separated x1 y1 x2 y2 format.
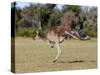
53 43 61 63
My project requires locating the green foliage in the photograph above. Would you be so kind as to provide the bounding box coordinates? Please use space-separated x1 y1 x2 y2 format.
16 27 37 37
83 22 97 37
48 9 62 26
15 3 97 38
83 28 97 37
83 24 97 37
62 5 81 15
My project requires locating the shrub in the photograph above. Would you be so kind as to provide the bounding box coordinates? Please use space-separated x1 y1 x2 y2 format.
16 27 37 37
83 28 97 37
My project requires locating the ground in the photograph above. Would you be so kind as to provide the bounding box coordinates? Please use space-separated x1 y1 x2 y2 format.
14 37 97 73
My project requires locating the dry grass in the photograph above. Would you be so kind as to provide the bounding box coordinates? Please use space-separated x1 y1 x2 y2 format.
15 37 97 73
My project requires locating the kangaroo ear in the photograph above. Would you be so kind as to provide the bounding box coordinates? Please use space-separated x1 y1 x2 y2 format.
65 31 78 39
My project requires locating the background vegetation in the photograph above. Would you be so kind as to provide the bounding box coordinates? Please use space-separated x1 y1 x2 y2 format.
12 2 97 37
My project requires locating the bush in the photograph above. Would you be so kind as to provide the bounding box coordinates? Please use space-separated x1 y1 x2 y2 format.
16 27 37 37
83 28 97 37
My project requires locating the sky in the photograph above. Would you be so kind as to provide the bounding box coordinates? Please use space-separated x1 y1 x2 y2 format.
16 1 63 9
16 2 30 8
16 1 95 11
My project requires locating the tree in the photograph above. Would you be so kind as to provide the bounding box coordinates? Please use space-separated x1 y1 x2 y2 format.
62 5 81 16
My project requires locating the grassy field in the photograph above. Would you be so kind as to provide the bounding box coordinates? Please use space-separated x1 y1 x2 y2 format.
15 37 97 73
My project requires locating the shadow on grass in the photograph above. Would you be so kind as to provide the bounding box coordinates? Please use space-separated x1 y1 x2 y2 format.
57 60 85 63
55 60 96 63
